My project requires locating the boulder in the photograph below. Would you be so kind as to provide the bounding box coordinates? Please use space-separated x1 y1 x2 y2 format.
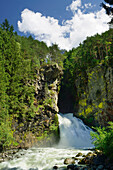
67 164 79 170
76 152 83 157
53 165 58 169
64 158 75 165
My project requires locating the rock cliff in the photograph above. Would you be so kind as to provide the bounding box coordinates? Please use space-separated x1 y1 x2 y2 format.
58 29 113 127
59 65 113 127
12 64 62 149
75 65 113 126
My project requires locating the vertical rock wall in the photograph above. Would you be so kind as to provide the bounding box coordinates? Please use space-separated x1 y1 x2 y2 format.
75 65 113 126
12 64 62 149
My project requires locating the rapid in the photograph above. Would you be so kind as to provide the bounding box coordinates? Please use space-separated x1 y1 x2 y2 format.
0 113 94 170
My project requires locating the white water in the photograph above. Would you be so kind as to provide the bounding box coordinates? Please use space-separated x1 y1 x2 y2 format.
0 113 94 170
0 148 91 170
57 113 94 149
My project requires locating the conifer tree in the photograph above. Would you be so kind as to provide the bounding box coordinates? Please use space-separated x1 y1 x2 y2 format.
101 0 113 27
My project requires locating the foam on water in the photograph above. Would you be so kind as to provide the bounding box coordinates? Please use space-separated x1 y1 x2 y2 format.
57 113 94 149
0 147 91 170
0 113 94 170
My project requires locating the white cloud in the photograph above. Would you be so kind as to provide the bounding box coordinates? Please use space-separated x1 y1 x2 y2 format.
18 1 110 51
66 0 81 13
84 3 92 9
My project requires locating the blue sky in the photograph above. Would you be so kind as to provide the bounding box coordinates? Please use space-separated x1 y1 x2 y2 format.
0 0 111 50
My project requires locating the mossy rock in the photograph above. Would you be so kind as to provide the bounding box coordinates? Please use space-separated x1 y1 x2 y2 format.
76 152 83 157
86 152 94 157
78 158 86 164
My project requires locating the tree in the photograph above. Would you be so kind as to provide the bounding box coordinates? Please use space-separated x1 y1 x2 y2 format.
49 44 65 67
100 0 113 27
104 0 113 5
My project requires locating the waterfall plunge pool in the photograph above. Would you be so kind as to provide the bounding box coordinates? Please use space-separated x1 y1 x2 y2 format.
0 113 94 170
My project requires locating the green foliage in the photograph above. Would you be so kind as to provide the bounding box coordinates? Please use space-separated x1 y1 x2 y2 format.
61 29 113 122
54 114 59 126
49 44 66 68
37 115 59 144
91 122 113 160
64 29 113 85
0 122 13 148
0 19 65 149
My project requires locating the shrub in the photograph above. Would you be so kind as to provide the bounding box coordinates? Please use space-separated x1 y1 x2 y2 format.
91 122 113 160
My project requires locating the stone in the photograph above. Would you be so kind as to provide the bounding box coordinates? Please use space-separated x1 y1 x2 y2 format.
44 119 50 128
97 165 104 170
64 158 75 165
78 158 86 165
76 153 83 157
78 155 93 165
92 154 106 166
43 63 63 81
67 164 79 170
74 157 79 160
86 152 94 157
74 66 113 127
9 63 61 149
53 165 58 169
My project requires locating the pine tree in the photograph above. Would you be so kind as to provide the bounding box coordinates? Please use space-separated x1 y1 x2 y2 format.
101 0 113 28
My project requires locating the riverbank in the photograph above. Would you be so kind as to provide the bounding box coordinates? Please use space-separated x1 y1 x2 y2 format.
0 148 26 163
0 147 93 170
63 149 113 170
0 147 113 170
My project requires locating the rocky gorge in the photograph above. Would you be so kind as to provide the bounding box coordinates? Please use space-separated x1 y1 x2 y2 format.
1 55 113 169
0 21 113 170
7 63 63 150
59 29 113 128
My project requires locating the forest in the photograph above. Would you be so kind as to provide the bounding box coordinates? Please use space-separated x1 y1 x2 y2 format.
0 19 113 160
61 28 113 159
0 19 65 149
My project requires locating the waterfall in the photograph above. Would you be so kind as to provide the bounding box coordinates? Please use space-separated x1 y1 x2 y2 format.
0 113 94 170
57 113 94 149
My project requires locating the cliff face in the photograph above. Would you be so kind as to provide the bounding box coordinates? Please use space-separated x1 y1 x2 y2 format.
59 65 113 127
12 64 62 149
35 64 62 112
58 29 113 127
75 65 113 126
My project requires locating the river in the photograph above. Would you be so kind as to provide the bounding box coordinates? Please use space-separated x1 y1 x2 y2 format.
0 113 94 170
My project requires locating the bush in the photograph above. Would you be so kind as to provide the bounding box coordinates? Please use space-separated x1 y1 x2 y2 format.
91 122 113 160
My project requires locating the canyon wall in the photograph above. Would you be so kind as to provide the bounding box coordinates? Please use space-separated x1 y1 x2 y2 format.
12 64 62 149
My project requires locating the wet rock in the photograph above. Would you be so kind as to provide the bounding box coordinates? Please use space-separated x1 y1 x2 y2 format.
91 154 106 166
76 153 83 157
0 149 21 163
78 156 92 165
94 149 102 155
67 164 79 170
67 165 88 170
78 158 86 165
74 157 79 160
86 152 94 157
96 165 104 170
64 158 75 165
53 165 58 169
